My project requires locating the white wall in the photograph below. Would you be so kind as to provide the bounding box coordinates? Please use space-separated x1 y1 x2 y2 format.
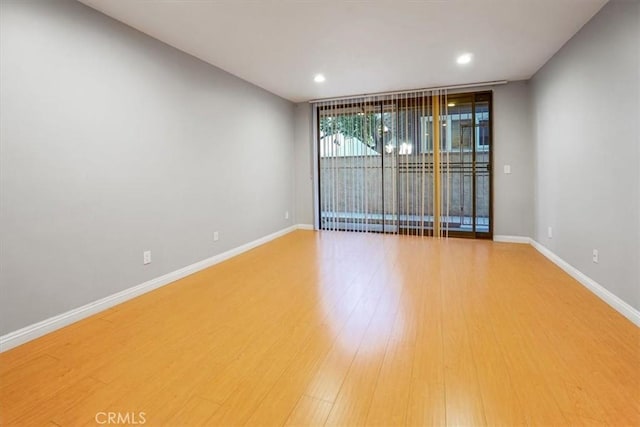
0 0 295 334
531 0 640 311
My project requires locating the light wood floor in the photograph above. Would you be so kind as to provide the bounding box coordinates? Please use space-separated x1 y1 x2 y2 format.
1 230 639 426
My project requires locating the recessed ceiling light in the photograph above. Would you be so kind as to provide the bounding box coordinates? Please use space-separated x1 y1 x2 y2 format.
448 102 456 107
456 53 473 65
314 74 326 83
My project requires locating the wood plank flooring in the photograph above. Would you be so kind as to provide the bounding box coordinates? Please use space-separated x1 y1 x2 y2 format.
1 230 638 426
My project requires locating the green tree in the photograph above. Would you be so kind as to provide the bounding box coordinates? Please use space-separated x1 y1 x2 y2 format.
319 112 391 153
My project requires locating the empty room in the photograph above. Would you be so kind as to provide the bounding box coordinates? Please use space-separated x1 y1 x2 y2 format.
0 0 638 425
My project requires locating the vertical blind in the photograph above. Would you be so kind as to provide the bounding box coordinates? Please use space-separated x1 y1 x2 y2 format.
314 89 456 237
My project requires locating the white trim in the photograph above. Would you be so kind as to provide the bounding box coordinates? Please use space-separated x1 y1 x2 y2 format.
0 225 298 353
3 228 635 352
530 239 640 327
493 235 532 244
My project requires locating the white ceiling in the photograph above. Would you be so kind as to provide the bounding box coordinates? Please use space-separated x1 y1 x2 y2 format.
78 0 607 102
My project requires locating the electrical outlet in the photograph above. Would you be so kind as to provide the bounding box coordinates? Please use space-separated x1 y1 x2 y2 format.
547 227 553 238
143 250 151 265
213 231 219 242
504 164 512 174
592 249 599 263
285 211 289 220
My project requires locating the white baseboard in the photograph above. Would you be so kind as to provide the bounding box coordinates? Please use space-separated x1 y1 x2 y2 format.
530 239 640 327
0 225 300 353
493 235 532 244
3 227 635 352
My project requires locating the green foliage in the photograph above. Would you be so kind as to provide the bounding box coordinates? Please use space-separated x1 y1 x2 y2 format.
319 112 394 152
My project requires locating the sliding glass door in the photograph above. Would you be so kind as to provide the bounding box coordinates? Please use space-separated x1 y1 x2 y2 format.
318 91 492 239
440 92 492 236
318 103 384 232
